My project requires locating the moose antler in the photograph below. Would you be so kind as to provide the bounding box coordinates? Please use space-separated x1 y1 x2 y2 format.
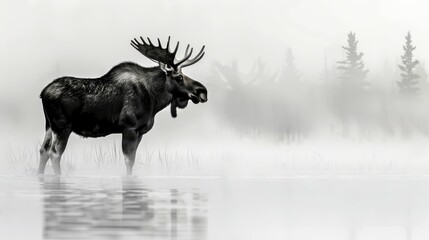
179 45 206 68
131 36 205 69
131 36 178 67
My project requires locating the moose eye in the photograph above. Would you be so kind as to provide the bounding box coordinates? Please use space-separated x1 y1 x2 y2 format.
176 75 184 83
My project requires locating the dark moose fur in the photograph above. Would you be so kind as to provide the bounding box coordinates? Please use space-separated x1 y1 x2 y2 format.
39 37 207 175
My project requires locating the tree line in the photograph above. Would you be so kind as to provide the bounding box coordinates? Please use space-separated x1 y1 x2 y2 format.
209 31 429 140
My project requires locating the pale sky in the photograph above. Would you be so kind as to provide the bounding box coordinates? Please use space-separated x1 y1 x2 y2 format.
0 0 428 93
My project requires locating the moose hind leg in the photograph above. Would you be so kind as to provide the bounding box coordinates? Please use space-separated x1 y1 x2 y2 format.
50 130 71 175
38 128 53 174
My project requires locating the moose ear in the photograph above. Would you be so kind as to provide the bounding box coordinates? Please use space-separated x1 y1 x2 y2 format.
159 63 174 76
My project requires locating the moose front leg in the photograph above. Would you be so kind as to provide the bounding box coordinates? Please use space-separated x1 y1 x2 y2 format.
122 130 143 175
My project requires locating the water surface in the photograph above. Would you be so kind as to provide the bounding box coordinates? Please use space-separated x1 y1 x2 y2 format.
1 175 429 240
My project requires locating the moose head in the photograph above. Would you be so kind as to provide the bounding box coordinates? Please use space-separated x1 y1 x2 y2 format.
131 37 208 117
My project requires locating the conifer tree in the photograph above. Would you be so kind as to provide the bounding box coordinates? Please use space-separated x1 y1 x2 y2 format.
398 31 420 95
281 48 300 82
337 32 369 90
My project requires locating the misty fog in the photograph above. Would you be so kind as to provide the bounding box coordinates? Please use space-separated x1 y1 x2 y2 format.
1 0 429 176
4 1 429 240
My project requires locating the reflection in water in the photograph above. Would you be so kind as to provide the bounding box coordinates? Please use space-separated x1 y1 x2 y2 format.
3 176 429 240
39 176 207 240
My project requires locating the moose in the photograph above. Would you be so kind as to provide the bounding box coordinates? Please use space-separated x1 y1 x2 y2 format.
38 36 207 175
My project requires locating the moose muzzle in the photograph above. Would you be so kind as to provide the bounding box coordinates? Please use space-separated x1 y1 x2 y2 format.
190 85 208 104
